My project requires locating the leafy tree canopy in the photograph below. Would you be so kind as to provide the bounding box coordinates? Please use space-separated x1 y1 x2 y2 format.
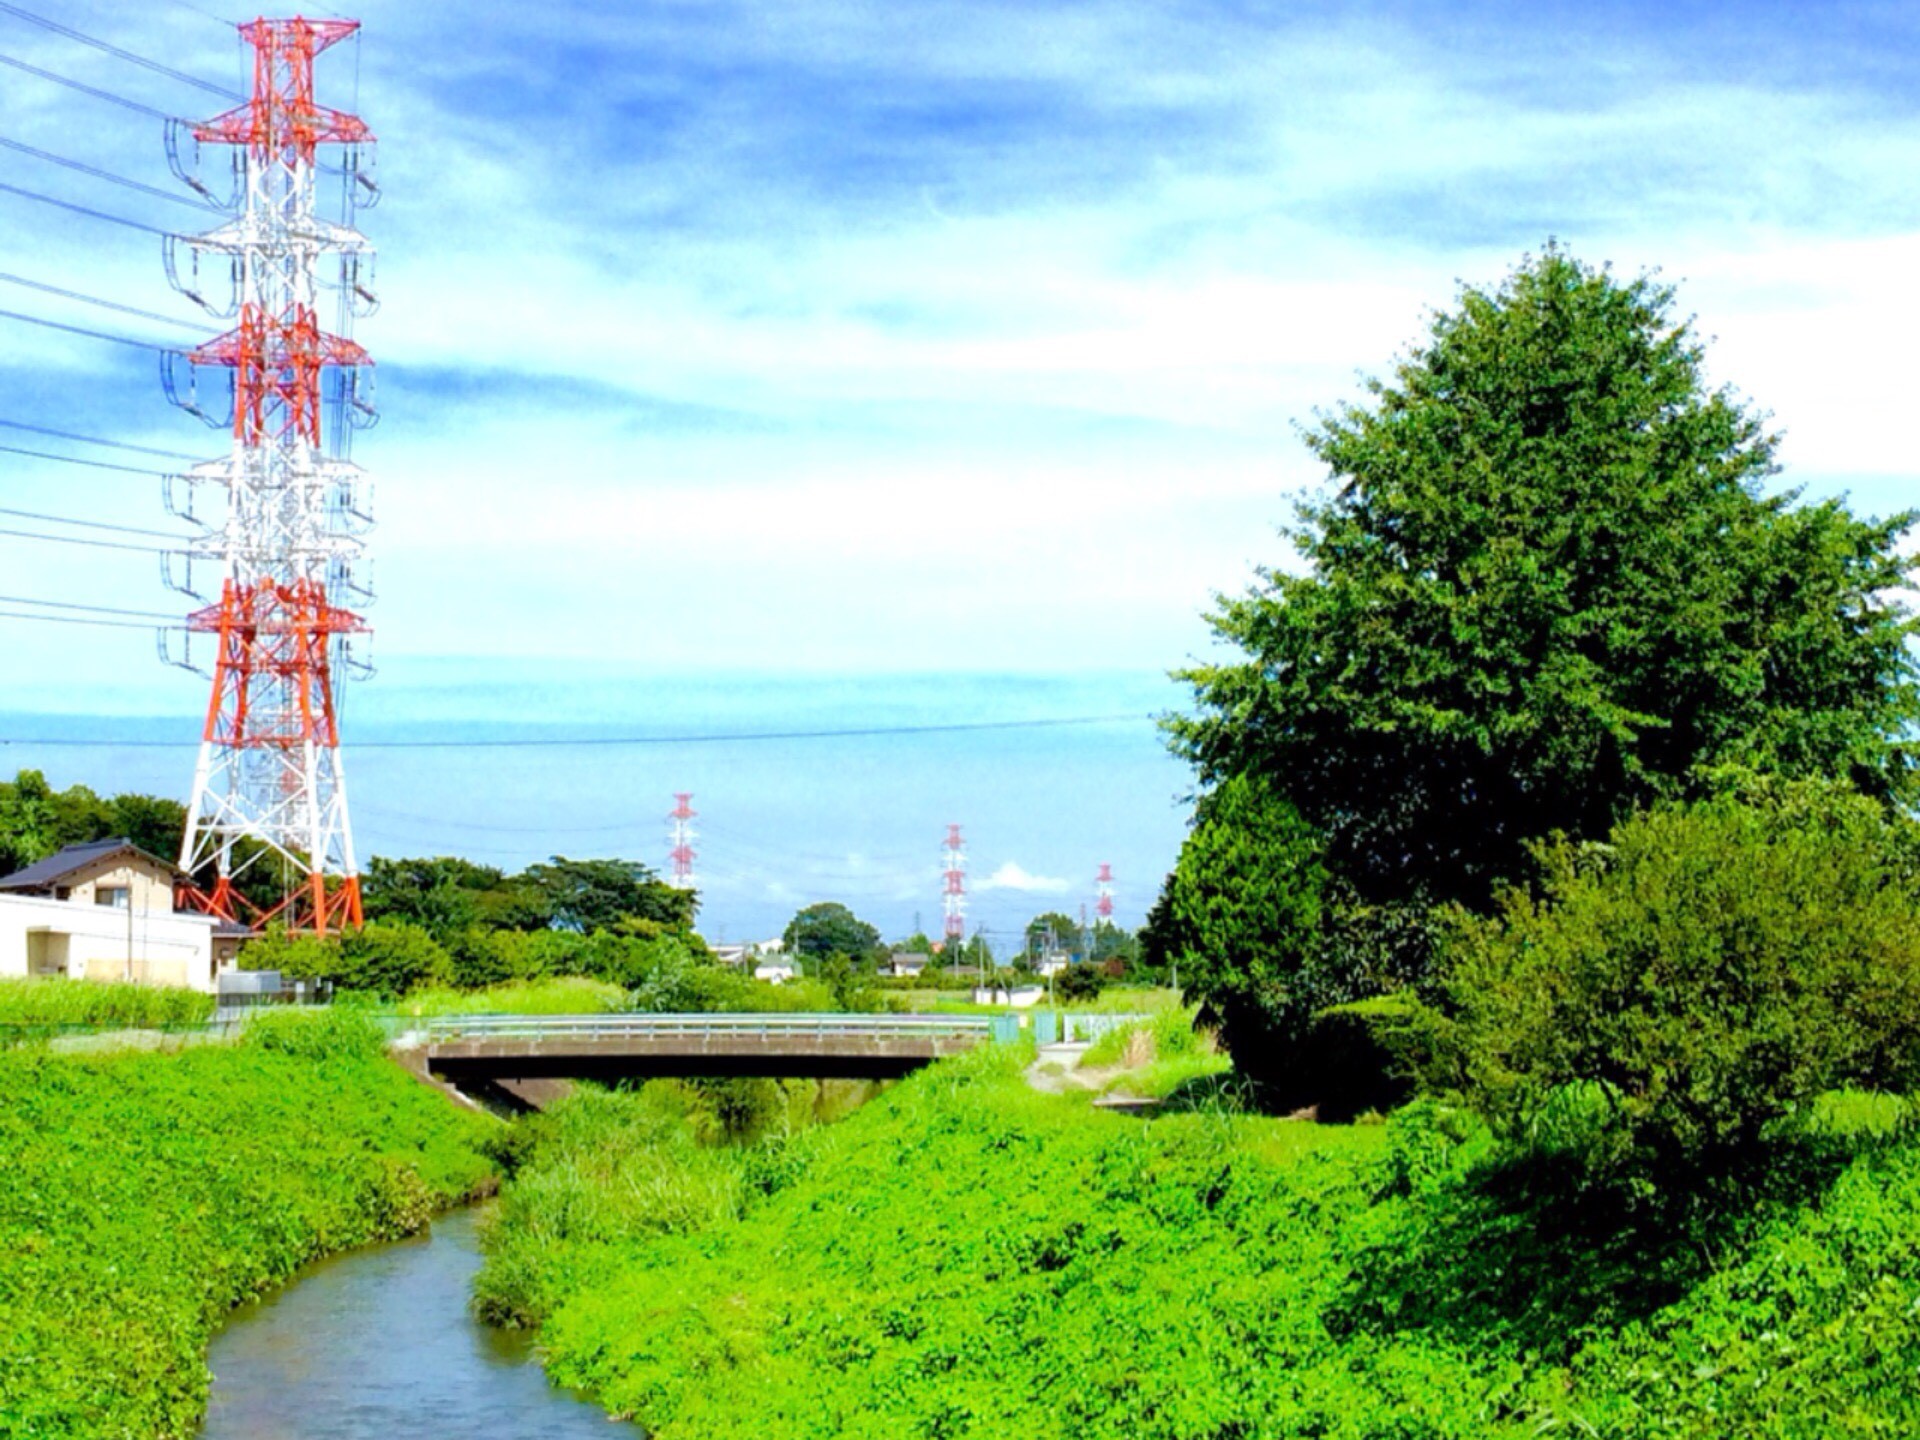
783 902 881 962
1167 245 1918 918
1156 246 1918 1107
1022 911 1080 960
0 770 187 876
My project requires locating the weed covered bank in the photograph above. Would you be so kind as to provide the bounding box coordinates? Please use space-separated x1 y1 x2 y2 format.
484 1048 1920 1438
0 1010 494 1439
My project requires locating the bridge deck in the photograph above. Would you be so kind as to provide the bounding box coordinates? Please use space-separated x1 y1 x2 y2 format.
421 1012 1003 1084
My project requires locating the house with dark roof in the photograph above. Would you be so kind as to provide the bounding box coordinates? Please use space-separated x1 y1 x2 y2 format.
0 839 228 991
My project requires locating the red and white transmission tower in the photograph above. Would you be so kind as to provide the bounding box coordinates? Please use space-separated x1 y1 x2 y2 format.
1095 863 1114 922
668 793 697 890
942 824 967 950
163 18 377 934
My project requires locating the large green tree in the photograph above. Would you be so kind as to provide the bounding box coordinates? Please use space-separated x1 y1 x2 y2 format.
782 902 881 963
1157 246 1919 1096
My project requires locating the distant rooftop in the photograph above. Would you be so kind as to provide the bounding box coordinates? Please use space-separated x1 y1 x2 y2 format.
0 838 183 892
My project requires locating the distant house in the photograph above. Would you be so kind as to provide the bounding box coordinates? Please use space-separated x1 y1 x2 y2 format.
754 957 799 985
0 838 230 992
1033 951 1071 978
709 943 750 967
887 952 929 978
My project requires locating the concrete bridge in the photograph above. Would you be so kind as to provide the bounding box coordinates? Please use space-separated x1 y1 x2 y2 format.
419 1013 1016 1099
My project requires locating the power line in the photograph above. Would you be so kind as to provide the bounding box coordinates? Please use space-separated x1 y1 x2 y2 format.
0 271 213 333
0 608 175 631
0 305 180 353
0 51 177 120
0 442 170 477
0 592 179 619
0 418 206 461
0 506 193 540
0 180 177 237
0 523 173 554
0 3 241 99
0 714 1154 750
0 135 223 213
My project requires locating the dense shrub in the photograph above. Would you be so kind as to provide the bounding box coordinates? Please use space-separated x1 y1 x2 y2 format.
1430 780 1920 1176
484 1041 1920 1438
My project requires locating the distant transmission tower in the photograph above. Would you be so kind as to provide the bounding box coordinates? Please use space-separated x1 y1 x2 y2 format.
1095 863 1114 921
668 793 698 890
942 824 967 952
163 18 378 934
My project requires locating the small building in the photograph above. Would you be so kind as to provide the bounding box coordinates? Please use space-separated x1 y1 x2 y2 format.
708 943 750 967
887 951 930 978
754 957 799 985
0 838 225 992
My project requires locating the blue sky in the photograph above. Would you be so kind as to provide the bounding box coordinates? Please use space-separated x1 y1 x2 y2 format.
1 0 1917 940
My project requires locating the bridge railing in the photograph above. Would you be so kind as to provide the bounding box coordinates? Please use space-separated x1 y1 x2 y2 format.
421 1012 1005 1045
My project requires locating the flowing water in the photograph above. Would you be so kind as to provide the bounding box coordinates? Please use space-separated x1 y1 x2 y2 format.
200 1207 632 1438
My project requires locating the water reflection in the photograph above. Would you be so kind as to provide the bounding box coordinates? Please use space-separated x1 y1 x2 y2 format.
202 1207 631 1438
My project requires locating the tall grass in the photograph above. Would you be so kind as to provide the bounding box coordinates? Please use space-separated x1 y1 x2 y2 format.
387 976 628 1017
0 977 214 1039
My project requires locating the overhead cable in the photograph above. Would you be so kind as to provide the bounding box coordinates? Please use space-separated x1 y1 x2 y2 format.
0 608 175 631
0 592 180 619
0 506 194 539
0 523 173 554
0 442 170 476
0 417 205 461
0 180 176 236
0 3 241 99
0 51 177 119
0 271 213 332
0 714 1154 750
0 305 179 352
0 135 222 213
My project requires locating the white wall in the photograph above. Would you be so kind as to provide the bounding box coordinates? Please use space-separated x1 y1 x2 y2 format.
0 894 220 992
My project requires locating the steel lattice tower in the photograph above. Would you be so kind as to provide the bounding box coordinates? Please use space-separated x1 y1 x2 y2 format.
1095 863 1114 922
942 824 967 950
668 793 697 890
164 18 376 934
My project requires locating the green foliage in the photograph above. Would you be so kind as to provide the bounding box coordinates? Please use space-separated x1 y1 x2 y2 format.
1053 962 1109 1003
1430 779 1920 1177
0 978 213 1037
361 852 695 941
391 977 628 1017
474 1077 873 1331
483 1047 1920 1438
1022 910 1080 960
1160 246 1919 1103
240 1005 388 1060
782 901 882 961
0 1033 493 1438
248 919 455 998
0 769 188 876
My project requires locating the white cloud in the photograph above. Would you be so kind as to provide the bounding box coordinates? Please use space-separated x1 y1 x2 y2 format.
975 861 1070 894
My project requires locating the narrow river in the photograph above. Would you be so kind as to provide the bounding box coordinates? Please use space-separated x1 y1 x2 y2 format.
200 1208 634 1437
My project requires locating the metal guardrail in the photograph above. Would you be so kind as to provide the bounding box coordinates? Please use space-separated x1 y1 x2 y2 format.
421 1011 1001 1045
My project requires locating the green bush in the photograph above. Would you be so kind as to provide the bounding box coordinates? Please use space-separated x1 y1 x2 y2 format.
241 1004 387 1060
0 1034 493 1437
1431 780 1920 1177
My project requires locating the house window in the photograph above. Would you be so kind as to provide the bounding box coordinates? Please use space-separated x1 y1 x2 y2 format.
96 885 130 909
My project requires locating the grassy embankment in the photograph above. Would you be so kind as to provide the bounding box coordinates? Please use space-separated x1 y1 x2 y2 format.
481 1042 1920 1438
0 999 496 1440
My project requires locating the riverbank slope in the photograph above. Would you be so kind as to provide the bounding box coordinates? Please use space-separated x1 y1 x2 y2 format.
483 1046 1920 1437
0 1009 495 1439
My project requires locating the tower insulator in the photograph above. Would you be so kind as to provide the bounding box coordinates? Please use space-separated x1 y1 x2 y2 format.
668 792 698 890
168 17 376 937
942 823 967 944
